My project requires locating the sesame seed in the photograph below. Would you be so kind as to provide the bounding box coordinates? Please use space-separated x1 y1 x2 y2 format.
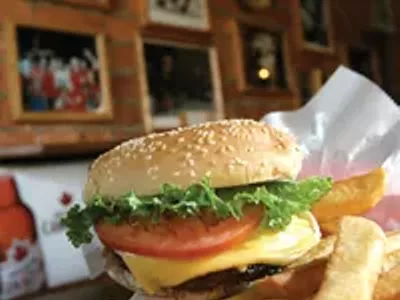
233 158 247 165
178 137 185 143
145 155 152 160
188 159 194 166
209 140 216 145
190 170 196 177
173 171 180 176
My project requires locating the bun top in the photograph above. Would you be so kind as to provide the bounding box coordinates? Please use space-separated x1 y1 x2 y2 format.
84 119 303 202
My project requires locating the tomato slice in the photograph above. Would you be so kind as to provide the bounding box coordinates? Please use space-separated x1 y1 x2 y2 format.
95 208 263 260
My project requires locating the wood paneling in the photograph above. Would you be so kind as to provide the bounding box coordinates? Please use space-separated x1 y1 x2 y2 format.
0 0 399 159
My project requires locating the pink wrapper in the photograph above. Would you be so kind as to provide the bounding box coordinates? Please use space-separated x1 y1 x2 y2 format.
262 66 400 231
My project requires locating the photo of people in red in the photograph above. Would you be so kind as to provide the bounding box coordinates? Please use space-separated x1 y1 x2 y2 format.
17 26 101 113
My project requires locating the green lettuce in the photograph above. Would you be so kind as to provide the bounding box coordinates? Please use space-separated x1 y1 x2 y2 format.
61 177 332 248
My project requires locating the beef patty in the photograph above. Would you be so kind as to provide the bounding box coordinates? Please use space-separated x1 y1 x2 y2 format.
177 264 283 292
105 249 284 292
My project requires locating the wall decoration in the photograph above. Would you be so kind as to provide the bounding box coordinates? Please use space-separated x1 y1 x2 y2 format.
371 0 394 32
29 0 110 10
147 0 209 31
237 0 274 11
141 40 223 129
299 0 334 52
235 23 291 93
5 22 112 122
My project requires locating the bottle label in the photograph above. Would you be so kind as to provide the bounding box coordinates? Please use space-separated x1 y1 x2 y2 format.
0 239 45 300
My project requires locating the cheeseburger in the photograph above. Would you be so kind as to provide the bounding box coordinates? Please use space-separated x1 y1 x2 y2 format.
62 119 332 300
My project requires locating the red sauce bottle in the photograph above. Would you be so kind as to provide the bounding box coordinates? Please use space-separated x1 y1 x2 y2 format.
0 176 45 299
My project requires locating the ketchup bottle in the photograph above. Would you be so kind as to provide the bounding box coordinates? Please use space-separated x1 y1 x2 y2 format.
0 176 45 299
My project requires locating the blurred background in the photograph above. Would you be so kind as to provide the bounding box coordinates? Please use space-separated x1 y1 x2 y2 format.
0 0 398 299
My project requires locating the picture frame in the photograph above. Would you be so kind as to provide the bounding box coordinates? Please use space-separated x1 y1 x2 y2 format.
29 0 111 10
371 0 394 33
137 0 210 32
230 20 295 96
237 0 275 12
5 21 113 122
296 0 335 53
136 38 223 131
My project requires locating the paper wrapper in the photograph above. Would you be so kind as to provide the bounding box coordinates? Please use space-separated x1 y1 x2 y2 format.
83 66 400 299
261 66 400 231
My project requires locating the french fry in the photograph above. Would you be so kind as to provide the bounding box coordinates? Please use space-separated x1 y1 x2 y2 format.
289 231 400 271
321 220 400 242
311 168 386 222
383 249 400 273
373 264 400 300
386 230 400 253
319 218 341 236
225 230 400 300
313 216 386 300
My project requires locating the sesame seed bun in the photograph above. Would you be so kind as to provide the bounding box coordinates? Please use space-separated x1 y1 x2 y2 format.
84 119 303 202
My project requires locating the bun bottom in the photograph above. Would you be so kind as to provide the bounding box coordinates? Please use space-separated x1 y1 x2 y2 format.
103 249 247 300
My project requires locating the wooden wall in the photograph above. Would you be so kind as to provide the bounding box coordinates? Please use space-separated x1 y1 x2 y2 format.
0 0 397 159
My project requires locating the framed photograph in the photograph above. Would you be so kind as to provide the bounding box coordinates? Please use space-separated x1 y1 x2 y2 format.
371 0 394 32
232 22 294 94
140 40 223 130
29 0 110 10
5 22 112 122
298 0 334 52
145 0 210 31
237 0 274 11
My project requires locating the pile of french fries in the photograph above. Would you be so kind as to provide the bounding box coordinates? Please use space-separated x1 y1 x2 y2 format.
229 167 400 300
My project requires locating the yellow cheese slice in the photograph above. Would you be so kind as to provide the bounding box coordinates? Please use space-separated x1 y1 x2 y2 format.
120 212 320 294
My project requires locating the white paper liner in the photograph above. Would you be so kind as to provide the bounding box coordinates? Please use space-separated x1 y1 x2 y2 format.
262 65 400 231
83 66 400 299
